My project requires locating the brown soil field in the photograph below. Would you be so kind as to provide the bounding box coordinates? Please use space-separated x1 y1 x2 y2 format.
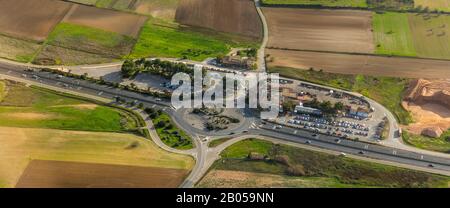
262 8 374 54
63 4 147 38
266 49 450 79
0 0 72 41
175 0 262 39
16 160 188 188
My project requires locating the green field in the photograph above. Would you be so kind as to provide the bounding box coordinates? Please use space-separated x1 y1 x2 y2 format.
373 12 417 57
203 139 450 188
373 12 450 59
0 81 138 132
261 0 368 7
151 111 194 150
46 23 135 57
408 13 450 59
130 19 258 61
403 130 450 153
268 67 413 124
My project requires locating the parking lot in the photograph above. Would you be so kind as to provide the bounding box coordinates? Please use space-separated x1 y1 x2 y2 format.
277 78 388 143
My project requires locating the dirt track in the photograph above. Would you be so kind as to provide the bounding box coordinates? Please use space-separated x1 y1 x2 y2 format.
16 160 189 188
262 8 374 53
176 0 262 39
63 4 147 38
267 49 450 79
0 0 72 41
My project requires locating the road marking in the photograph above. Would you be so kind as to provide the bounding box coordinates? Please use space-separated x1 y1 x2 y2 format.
392 150 397 155
152 104 156 108
98 91 103 95
420 155 424 160
293 130 297 134
364 144 369 149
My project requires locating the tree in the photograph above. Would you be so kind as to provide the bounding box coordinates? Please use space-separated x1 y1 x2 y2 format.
156 121 166 128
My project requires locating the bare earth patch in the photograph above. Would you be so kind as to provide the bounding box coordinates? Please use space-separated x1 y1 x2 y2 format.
263 8 374 53
51 104 98 110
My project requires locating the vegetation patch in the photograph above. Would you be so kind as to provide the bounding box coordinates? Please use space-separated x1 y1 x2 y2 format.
145 108 194 150
403 129 450 153
373 12 450 60
210 139 450 187
130 19 258 61
269 67 413 124
0 81 138 132
0 34 42 63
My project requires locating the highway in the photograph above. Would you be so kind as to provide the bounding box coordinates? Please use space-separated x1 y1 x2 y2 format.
1 61 450 187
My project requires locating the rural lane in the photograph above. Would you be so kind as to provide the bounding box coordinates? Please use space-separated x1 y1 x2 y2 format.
254 0 269 72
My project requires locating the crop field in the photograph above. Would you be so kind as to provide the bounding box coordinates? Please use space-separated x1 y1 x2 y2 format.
266 49 450 79
408 13 450 59
45 23 135 58
131 19 258 61
415 0 450 12
261 0 368 7
263 8 374 53
0 35 42 63
63 4 147 38
0 0 72 41
374 12 450 59
176 0 263 39
0 81 137 132
16 160 189 188
373 12 417 57
199 139 450 188
0 126 193 188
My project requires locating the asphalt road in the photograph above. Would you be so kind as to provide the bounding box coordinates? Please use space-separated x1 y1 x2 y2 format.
1 61 449 183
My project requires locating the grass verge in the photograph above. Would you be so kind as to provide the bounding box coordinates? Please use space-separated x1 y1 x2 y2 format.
130 18 259 61
151 111 194 150
0 80 138 132
206 138 450 187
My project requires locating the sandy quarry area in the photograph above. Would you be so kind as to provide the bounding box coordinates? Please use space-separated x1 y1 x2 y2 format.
263 8 374 53
403 79 450 134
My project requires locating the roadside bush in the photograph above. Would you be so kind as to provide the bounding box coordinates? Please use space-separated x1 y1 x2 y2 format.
286 165 306 176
